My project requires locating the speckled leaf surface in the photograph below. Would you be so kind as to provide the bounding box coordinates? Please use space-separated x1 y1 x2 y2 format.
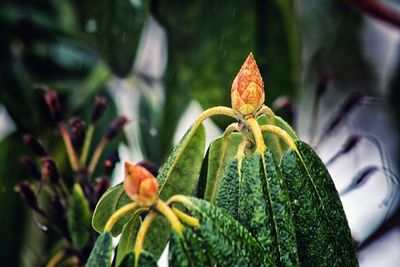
86 232 113 267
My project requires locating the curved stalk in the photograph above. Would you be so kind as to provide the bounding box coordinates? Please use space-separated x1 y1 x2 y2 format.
58 123 80 172
255 105 275 119
259 124 298 152
88 137 108 177
194 106 240 128
80 124 95 165
46 250 65 267
172 207 200 228
155 200 184 237
104 203 138 232
134 212 156 266
246 118 266 153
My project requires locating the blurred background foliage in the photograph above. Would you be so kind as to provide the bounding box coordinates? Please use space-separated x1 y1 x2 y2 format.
0 0 399 266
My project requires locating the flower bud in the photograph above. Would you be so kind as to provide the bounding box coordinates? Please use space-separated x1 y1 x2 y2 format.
105 116 128 140
44 90 62 122
92 97 107 123
231 53 264 116
70 117 85 148
124 162 158 206
16 182 38 210
42 156 59 184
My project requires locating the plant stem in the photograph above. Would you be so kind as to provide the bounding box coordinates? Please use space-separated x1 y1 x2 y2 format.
80 124 95 166
155 200 184 237
259 125 297 152
134 212 156 266
255 105 275 119
194 106 240 128
246 118 266 153
172 207 200 228
58 123 80 172
104 203 138 232
46 250 65 267
88 137 108 177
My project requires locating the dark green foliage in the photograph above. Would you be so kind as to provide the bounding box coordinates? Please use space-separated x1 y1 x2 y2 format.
67 183 91 249
291 140 358 266
215 158 240 220
118 251 158 267
280 141 358 266
92 183 132 236
116 212 142 266
169 228 212 267
238 153 276 265
86 232 113 267
261 150 299 266
203 133 242 202
183 197 266 267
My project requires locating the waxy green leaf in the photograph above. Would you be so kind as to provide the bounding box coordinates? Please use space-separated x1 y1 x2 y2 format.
144 124 206 258
115 211 142 266
180 197 266 266
118 251 158 267
92 183 132 236
86 232 113 267
280 140 358 266
202 133 242 202
67 183 91 249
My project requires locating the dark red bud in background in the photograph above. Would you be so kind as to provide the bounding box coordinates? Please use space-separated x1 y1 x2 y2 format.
70 117 86 148
42 157 59 184
23 135 46 157
137 160 159 177
316 73 331 98
104 150 120 175
20 156 41 181
16 182 38 210
44 90 62 122
105 116 128 140
92 97 107 123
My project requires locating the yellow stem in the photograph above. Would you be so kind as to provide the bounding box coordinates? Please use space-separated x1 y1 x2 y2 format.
194 106 239 128
155 200 184 237
104 203 138 232
167 195 192 206
259 124 298 152
255 105 275 119
246 118 266 153
58 123 80 172
46 249 65 267
237 139 249 179
172 207 200 228
222 122 239 137
88 137 108 177
134 212 156 266
80 124 94 165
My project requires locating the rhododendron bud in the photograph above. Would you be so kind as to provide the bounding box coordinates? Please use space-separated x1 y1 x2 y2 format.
124 162 158 206
231 53 264 116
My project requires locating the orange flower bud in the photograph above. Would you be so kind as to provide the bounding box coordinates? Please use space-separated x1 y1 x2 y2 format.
124 162 159 206
231 53 265 116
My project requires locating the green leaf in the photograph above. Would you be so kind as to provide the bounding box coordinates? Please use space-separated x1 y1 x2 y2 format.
115 211 142 266
118 251 158 267
203 133 242 202
92 183 132 236
215 158 239 220
280 141 358 266
144 124 206 258
181 197 266 266
238 153 276 265
86 232 113 267
260 150 299 267
257 115 298 161
67 183 90 249
169 228 212 267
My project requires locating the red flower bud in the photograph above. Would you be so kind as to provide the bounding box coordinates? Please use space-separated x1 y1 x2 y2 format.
92 97 107 123
44 90 62 122
231 53 265 116
124 162 158 206
105 116 128 140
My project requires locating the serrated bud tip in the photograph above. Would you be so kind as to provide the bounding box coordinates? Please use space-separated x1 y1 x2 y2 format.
124 162 158 206
231 53 264 116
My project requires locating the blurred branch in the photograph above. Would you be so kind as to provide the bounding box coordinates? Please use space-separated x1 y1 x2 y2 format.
346 0 400 29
